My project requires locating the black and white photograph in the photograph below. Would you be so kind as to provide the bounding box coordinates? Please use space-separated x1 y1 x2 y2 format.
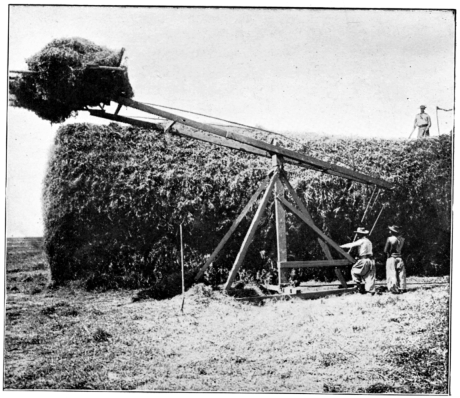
2 2 456 394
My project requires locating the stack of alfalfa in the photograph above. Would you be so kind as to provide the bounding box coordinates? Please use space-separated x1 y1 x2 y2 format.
9 37 134 123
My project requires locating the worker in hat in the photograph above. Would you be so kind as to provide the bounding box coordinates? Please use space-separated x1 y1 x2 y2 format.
340 227 376 295
384 225 406 294
413 105 431 138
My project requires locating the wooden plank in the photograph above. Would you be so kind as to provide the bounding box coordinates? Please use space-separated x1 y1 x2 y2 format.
273 153 288 287
194 175 271 281
223 175 277 291
9 70 38 74
265 284 282 293
116 97 394 189
89 110 270 158
91 109 371 184
282 158 371 185
279 259 351 268
334 268 349 288
236 287 356 302
225 132 393 189
86 65 126 71
89 110 162 129
276 196 355 263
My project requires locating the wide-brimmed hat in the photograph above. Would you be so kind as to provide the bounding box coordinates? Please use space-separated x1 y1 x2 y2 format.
420 105 427 109
388 225 400 233
354 227 369 235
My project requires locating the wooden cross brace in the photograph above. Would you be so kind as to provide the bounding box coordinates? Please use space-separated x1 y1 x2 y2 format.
195 162 352 292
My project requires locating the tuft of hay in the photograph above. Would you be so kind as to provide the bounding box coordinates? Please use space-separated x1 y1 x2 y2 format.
93 327 112 343
9 37 134 123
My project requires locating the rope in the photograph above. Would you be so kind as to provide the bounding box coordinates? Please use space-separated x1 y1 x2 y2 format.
436 107 453 112
369 188 382 210
140 100 296 143
348 186 379 251
369 204 386 236
138 101 361 170
362 186 378 224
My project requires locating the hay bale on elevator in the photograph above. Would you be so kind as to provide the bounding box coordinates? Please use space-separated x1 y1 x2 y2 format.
9 37 134 123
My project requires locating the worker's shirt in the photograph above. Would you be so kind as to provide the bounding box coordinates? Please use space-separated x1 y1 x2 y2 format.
384 235 405 256
340 237 373 257
414 113 431 127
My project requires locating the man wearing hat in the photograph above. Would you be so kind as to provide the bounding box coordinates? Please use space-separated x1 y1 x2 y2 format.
413 105 431 138
340 227 376 295
384 225 406 294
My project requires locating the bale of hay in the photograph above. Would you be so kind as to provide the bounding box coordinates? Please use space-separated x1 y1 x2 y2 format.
9 37 134 123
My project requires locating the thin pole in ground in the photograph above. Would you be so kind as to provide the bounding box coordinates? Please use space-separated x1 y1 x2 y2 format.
180 222 185 312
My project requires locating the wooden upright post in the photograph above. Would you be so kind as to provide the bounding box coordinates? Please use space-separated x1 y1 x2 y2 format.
272 143 289 289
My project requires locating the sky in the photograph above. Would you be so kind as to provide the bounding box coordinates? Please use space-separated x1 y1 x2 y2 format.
3 3 456 238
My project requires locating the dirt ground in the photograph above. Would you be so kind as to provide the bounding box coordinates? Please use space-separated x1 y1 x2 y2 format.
4 251 450 393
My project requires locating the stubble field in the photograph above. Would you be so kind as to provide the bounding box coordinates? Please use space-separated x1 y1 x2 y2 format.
4 248 450 393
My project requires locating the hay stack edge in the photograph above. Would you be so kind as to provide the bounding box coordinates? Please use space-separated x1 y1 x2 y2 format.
9 37 134 123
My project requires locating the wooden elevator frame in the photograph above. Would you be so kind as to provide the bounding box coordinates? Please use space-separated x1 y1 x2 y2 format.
89 97 393 296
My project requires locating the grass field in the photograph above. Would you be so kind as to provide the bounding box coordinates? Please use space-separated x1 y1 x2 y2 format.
4 248 450 393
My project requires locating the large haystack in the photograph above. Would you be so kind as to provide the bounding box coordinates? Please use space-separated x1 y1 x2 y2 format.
9 37 134 123
43 122 451 291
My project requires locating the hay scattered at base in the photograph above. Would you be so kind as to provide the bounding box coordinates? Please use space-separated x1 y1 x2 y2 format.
9 37 134 123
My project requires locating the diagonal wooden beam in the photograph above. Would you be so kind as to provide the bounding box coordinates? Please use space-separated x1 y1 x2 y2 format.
318 238 349 288
194 175 271 281
276 196 355 263
116 97 394 189
91 109 373 185
89 109 270 158
280 170 352 283
279 171 314 223
223 174 277 291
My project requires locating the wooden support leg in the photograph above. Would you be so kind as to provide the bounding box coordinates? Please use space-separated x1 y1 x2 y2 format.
194 175 271 281
273 156 289 289
114 103 123 116
224 174 277 291
318 238 348 288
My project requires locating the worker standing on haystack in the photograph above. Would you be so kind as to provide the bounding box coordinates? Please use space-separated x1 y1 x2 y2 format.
340 227 376 295
414 105 431 138
384 225 406 294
